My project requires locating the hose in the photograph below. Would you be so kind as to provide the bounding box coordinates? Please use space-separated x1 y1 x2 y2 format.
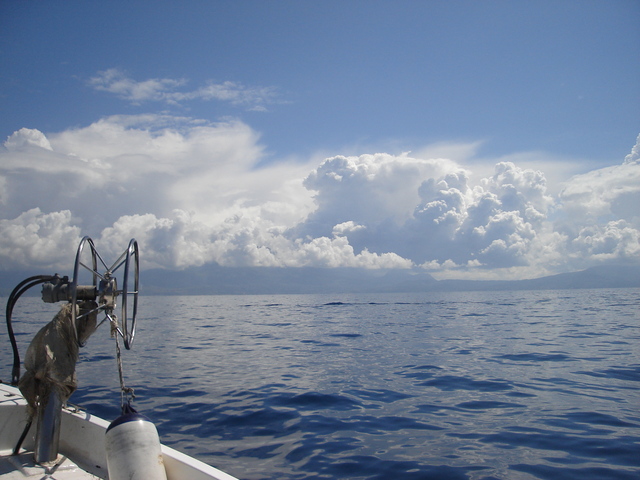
5 275 56 385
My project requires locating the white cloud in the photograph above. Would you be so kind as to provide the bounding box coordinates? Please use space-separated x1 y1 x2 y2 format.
284 235 412 269
89 68 187 104
2 114 313 231
174 81 279 110
296 144 639 278
301 152 463 237
570 220 640 262
89 68 279 110
0 208 81 269
480 161 552 220
558 134 640 230
1 117 638 278
623 133 640 165
99 211 223 269
464 150 591 197
333 221 366 236
4 128 53 151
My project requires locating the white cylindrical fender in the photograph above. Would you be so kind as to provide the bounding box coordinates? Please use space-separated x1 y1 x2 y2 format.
105 411 168 480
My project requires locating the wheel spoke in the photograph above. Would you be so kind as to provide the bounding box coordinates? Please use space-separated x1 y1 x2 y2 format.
108 250 128 274
79 260 106 280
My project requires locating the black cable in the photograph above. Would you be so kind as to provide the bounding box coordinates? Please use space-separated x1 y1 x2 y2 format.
12 419 32 455
5 275 55 385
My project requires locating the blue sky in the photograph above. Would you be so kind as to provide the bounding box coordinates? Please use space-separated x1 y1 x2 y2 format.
1 1 639 280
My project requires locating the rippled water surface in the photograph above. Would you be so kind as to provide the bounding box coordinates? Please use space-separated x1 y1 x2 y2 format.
2 289 639 479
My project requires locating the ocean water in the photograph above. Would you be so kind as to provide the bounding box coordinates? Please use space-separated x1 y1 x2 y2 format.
2 289 639 480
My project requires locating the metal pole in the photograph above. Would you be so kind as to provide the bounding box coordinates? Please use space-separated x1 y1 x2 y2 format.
34 386 63 464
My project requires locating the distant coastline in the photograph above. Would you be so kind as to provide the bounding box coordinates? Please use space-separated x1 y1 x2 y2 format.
2 265 639 297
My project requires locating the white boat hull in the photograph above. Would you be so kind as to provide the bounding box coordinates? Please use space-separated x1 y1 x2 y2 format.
0 383 238 480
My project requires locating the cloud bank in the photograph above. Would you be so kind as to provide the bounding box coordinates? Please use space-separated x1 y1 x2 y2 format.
1 116 638 279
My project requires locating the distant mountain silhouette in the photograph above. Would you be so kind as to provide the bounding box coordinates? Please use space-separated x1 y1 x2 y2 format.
433 265 640 292
139 264 640 295
2 264 638 297
140 265 438 295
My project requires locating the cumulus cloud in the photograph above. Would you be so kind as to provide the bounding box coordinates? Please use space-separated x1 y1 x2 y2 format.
0 209 81 270
558 134 640 231
293 142 639 277
1 115 312 229
89 68 279 111
298 155 556 272
570 220 640 262
4 128 53 151
1 117 638 278
623 133 640 165
300 152 462 237
1 115 406 271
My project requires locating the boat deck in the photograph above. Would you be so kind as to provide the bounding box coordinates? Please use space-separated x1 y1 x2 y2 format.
0 452 102 479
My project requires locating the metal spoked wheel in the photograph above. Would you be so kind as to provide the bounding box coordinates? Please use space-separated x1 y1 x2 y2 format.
71 236 100 342
121 239 139 349
69 236 139 349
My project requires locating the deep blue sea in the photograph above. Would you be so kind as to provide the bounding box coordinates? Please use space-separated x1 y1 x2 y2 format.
2 289 639 480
